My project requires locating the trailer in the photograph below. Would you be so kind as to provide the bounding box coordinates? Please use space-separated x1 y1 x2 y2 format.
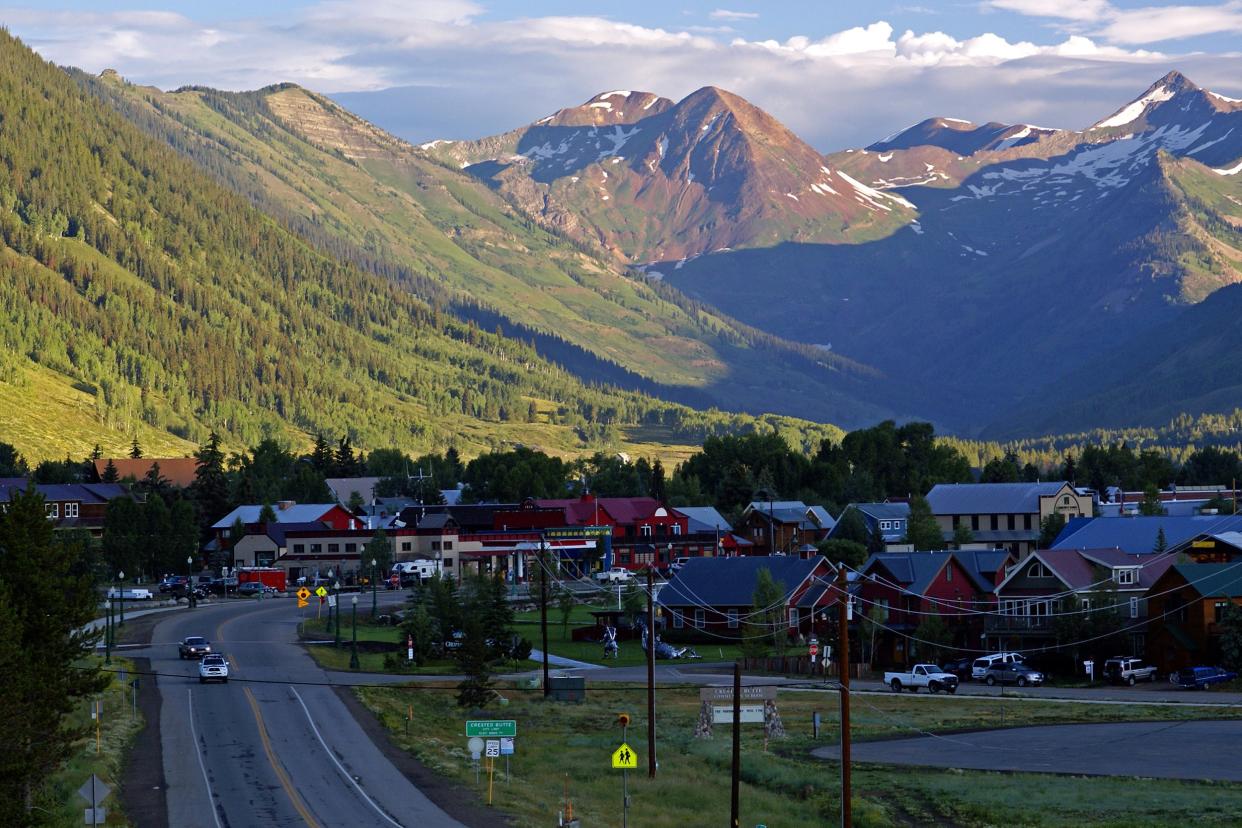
237 567 286 592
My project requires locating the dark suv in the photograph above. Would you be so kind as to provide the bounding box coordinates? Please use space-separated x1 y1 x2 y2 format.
984 662 1044 687
178 636 213 659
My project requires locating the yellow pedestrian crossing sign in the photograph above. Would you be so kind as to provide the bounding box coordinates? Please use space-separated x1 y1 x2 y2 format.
314 586 328 598
296 587 311 601
611 742 637 769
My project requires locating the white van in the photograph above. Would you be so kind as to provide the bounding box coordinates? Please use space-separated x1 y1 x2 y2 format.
391 560 438 584
971 652 1024 680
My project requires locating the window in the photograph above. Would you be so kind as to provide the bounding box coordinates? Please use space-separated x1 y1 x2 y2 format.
1115 568 1137 585
444 558 453 567
728 609 739 629
345 543 357 554
65 502 79 518
789 607 800 628
877 599 890 621
432 541 441 551
310 543 322 554
894 521 903 532
293 544 305 554
401 542 411 552
990 515 999 531
946 565 952 582
46 503 58 519
1215 600 1230 623
1080 597 1092 610
694 609 704 628
328 543 340 555
1129 597 1139 619
672 611 684 629
1007 515 1015 531
640 525 652 537
672 524 682 536
443 542 453 551
1023 514 1032 531
971 515 979 531
1027 561 1051 578
1028 600 1051 617
952 515 961 529
880 520 891 530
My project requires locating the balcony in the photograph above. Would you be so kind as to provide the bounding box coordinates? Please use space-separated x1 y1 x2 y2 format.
985 615 1052 632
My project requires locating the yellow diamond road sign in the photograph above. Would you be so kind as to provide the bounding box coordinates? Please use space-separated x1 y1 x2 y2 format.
611 742 637 770
296 587 311 601
314 586 328 598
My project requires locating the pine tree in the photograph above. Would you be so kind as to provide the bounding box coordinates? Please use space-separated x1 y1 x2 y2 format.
101 458 119 483
651 458 667 502
191 431 230 528
904 495 945 551
129 437 143 459
310 434 333 475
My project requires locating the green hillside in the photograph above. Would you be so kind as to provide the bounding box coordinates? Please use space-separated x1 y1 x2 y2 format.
74 74 893 428
0 32 843 464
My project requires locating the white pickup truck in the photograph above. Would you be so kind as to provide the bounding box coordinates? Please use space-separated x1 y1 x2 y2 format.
594 567 635 584
884 664 959 694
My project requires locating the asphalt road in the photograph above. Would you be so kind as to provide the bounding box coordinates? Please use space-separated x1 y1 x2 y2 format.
812 719 1242 780
133 593 464 828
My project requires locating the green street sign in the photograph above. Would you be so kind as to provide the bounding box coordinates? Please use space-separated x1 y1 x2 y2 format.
466 720 517 738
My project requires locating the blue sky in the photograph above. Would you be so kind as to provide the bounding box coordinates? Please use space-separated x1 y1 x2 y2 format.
4 1 1241 148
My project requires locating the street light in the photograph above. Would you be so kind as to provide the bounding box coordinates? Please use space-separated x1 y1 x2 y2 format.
327 568 335 644
186 556 195 609
334 580 342 648
349 594 360 670
105 593 113 665
117 570 125 627
370 557 378 619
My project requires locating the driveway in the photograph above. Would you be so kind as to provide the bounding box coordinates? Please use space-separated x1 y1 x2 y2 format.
813 719 1242 781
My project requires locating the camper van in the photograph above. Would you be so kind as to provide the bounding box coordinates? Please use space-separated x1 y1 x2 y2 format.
391 560 439 585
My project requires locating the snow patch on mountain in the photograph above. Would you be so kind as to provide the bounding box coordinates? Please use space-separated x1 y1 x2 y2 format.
1214 159 1242 175
1093 85 1174 129
418 139 453 150
599 91 631 100
837 170 916 210
589 101 613 111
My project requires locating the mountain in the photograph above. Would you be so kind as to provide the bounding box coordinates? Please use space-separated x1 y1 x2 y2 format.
0 31 849 464
76 75 901 430
662 71 1242 432
425 87 914 264
868 117 1059 155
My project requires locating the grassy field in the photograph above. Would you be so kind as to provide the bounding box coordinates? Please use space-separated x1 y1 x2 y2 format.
358 680 1242 827
300 616 536 674
36 657 144 826
513 604 748 667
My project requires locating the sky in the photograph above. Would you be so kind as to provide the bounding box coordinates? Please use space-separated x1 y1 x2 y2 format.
4 1 1242 149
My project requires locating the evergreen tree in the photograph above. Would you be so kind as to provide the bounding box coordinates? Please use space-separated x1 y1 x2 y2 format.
258 502 278 524
367 527 393 581
1219 604 1242 672
1154 526 1168 554
455 615 495 708
1038 513 1067 549
0 487 106 819
651 458 667 502
0 442 29 478
310 434 334 475
402 604 434 666
191 431 230 529
913 611 953 665
129 437 143 459
101 458 119 483
903 495 945 551
101 495 142 575
953 523 975 547
752 567 788 656
833 507 870 546
1139 484 1166 516
556 585 576 635
816 538 868 569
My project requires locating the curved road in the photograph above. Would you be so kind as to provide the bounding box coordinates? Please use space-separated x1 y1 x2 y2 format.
131 594 464 828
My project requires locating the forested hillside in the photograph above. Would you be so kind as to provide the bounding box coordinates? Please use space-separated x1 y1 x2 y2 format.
0 32 842 463
72 74 894 428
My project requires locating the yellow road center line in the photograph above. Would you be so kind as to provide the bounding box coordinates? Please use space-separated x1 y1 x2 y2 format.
244 686 322 828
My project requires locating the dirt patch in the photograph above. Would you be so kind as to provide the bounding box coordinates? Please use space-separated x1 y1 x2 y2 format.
332 686 515 828
118 656 168 828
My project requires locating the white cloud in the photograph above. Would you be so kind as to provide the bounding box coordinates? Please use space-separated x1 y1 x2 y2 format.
709 9 759 21
987 0 1113 22
988 0 1242 44
3 3 1238 152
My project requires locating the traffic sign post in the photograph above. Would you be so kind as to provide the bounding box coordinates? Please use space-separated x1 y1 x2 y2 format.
613 712 635 828
466 720 517 738
78 774 110 827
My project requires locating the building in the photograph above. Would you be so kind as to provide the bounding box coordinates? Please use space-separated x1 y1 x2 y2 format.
926 482 1092 558
859 549 1011 667
657 555 837 641
1096 485 1242 517
0 480 130 537
1053 514 1242 555
1147 563 1242 672
738 500 835 555
828 502 911 547
989 548 1174 655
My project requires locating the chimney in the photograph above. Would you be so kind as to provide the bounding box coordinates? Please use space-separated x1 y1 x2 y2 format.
277 500 295 511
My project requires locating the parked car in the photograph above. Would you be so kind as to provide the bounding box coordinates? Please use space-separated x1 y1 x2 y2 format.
198 654 230 684
179 636 213 659
106 587 154 600
208 577 240 596
237 582 277 597
884 664 959 694
984 662 1044 687
158 576 186 593
595 567 634 583
944 658 975 680
972 652 1025 680
1172 666 1238 690
1103 656 1159 685
172 582 208 601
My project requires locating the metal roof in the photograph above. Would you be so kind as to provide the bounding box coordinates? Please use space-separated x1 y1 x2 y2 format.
674 506 733 533
1171 563 1242 598
212 504 341 529
926 482 1070 515
1053 515 1242 555
657 555 827 608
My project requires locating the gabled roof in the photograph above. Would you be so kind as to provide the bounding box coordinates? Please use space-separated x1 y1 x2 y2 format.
0 482 128 504
997 548 1173 593
744 500 809 514
806 506 836 531
847 502 910 521
212 504 341 529
926 482 1070 515
657 555 830 608
536 496 664 526
1053 515 1242 555
326 476 384 505
1170 563 1242 598
954 548 1012 582
863 551 993 595
263 521 330 545
674 506 733 533
95 457 199 488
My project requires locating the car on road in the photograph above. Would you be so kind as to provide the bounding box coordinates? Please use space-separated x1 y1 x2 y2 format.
158 576 186 593
1172 666 1238 690
237 582 278 597
594 567 634 584
884 664 959 694
1103 656 1159 685
972 652 1025 680
107 587 154 600
984 662 1044 687
179 636 213 659
198 654 230 683
208 577 240 596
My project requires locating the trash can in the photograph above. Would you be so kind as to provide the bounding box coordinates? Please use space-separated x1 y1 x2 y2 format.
548 675 585 702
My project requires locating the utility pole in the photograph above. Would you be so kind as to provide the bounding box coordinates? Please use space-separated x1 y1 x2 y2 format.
646 566 656 778
730 661 741 828
836 565 852 828
540 536 550 697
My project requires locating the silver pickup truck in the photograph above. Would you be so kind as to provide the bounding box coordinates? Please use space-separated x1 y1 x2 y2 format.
884 663 959 694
